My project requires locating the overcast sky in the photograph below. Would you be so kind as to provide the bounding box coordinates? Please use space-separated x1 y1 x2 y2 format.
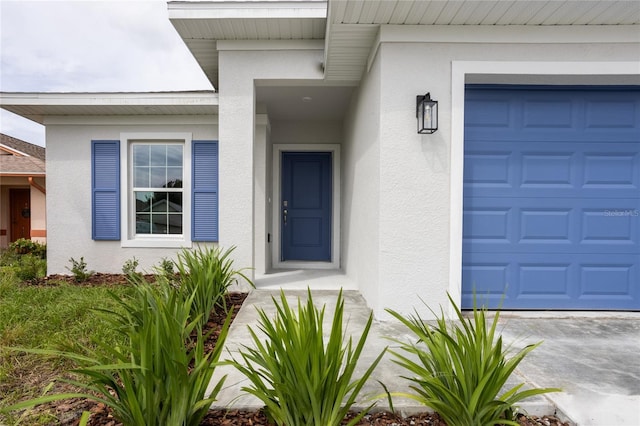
0 0 213 147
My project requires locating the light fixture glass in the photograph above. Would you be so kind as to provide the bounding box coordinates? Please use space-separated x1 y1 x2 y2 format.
417 93 438 134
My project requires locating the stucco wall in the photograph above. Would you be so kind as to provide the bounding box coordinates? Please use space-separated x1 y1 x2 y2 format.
44 118 217 275
217 45 324 278
270 121 342 145
30 180 46 244
254 115 271 275
341 51 382 314
363 27 640 319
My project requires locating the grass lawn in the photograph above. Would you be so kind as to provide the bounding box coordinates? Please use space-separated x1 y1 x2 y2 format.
0 271 134 425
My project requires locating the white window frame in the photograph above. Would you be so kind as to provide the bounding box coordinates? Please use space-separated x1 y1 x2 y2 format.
120 132 192 248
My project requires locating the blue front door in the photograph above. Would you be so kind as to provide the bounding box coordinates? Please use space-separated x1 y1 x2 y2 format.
281 152 332 261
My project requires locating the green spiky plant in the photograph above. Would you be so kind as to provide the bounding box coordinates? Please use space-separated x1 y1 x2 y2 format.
175 245 252 328
230 289 386 426
386 294 560 426
3 274 233 426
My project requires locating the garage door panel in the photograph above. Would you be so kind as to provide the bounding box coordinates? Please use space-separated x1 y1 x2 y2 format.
465 142 639 199
583 152 638 189
463 86 640 310
581 207 638 246
585 99 637 129
464 197 638 254
466 89 640 142
462 253 639 309
523 99 574 129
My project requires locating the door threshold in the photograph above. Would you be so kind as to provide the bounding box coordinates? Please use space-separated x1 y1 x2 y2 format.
276 260 338 270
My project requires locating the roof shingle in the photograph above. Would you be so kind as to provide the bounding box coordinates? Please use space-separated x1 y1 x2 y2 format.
0 133 46 175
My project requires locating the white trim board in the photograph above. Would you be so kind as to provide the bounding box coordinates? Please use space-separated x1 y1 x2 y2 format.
272 143 341 270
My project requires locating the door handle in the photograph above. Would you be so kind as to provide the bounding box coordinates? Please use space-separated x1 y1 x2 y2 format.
283 209 288 225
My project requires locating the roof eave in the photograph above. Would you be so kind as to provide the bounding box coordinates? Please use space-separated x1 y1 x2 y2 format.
168 1 327 20
0 92 220 125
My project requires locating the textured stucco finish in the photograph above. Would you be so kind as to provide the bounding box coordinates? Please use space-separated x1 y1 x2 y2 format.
342 54 382 317
37 25 639 318
44 119 217 275
218 48 324 283
342 29 640 319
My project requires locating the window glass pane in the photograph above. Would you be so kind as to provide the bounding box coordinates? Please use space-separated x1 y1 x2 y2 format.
150 145 166 167
133 145 149 167
136 214 151 234
151 213 167 234
150 167 166 188
152 192 168 212
168 214 182 234
168 193 182 212
135 191 152 213
166 167 182 187
167 145 183 166
131 142 184 237
134 167 150 188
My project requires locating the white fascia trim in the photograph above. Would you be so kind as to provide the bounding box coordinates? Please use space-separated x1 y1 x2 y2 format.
379 24 640 44
120 132 193 249
0 92 219 107
168 1 327 20
43 116 218 126
0 143 29 157
448 60 640 317
217 40 324 51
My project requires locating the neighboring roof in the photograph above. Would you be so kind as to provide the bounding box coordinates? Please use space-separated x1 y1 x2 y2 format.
1 133 45 160
169 0 640 87
0 133 46 176
0 91 219 124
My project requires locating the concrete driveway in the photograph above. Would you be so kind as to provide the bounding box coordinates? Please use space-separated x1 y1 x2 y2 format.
211 285 640 426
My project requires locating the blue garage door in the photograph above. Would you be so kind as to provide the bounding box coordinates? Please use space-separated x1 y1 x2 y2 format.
463 86 640 310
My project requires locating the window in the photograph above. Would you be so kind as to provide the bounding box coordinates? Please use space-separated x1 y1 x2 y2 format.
132 143 183 235
91 134 218 247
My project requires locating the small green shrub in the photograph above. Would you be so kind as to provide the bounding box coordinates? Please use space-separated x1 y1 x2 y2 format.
121 257 140 277
175 245 252 328
66 257 94 282
0 249 19 267
158 257 175 276
3 274 233 426
8 238 46 259
14 254 46 281
231 289 386 426
386 294 560 426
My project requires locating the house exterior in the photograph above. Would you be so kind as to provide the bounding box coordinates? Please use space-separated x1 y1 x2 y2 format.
1 0 638 318
0 133 46 248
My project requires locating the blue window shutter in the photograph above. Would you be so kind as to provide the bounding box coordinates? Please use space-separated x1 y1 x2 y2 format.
92 140 120 240
192 140 218 241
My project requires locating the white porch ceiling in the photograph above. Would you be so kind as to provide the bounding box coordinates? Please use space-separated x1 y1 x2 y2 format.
170 0 640 88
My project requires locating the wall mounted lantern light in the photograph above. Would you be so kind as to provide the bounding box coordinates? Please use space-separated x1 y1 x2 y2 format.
416 93 438 134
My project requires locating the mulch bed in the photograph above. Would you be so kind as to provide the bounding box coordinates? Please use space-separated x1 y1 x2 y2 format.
16 275 571 426
31 273 151 287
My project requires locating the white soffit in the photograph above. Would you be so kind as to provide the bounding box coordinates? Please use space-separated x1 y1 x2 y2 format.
169 1 328 88
324 0 640 81
169 1 639 87
328 1 640 26
0 92 219 124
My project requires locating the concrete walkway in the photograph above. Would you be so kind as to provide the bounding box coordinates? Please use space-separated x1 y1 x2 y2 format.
211 273 640 426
